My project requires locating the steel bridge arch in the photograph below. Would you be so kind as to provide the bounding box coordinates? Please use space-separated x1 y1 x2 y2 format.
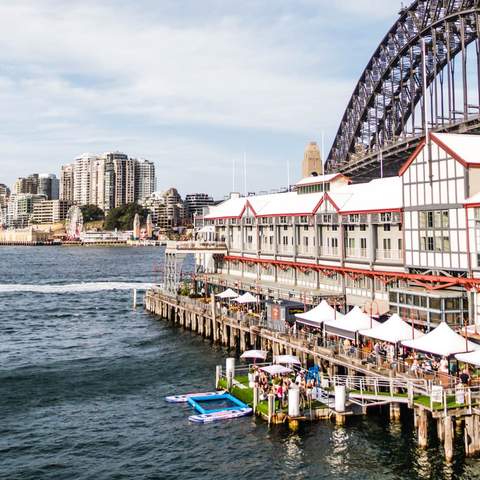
326 0 480 179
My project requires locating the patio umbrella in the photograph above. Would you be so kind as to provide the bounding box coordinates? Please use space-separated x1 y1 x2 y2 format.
274 354 301 365
260 364 293 376
241 350 268 361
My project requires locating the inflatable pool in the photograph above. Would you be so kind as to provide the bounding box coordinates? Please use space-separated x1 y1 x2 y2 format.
189 407 253 423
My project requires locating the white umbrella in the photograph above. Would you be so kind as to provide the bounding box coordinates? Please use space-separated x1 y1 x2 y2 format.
241 350 268 361
216 288 239 299
260 364 293 376
274 354 301 365
235 292 258 304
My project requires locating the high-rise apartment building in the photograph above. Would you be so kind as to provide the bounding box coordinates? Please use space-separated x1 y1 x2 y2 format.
73 153 96 206
135 159 156 201
60 152 156 211
38 174 59 200
0 183 10 208
13 174 39 195
60 164 74 203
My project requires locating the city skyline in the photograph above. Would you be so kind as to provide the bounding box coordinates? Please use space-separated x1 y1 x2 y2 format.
0 0 403 196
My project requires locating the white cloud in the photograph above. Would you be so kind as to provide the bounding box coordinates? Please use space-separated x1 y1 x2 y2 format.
0 0 403 196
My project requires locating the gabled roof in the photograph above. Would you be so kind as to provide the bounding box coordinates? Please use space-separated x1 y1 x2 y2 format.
204 175 402 219
359 313 424 343
295 173 350 187
402 322 479 357
399 132 480 176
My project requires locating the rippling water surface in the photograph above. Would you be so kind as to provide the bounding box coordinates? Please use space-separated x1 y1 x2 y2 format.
1 246 480 480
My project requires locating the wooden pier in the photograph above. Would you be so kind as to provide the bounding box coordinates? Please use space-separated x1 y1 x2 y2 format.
145 288 480 460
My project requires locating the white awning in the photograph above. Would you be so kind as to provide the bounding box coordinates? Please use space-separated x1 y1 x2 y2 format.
274 355 301 365
359 313 424 344
295 300 344 329
216 288 239 299
260 364 293 376
456 350 480 367
401 322 480 357
324 306 380 340
235 292 258 304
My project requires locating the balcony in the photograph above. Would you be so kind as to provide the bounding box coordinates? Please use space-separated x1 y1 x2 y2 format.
297 246 316 257
376 249 403 262
277 245 295 255
321 247 339 258
346 248 368 259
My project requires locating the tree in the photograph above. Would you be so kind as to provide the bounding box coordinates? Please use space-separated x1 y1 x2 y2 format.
104 203 147 231
80 204 105 223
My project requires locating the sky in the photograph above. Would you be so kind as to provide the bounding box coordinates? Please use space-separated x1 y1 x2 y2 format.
0 0 405 198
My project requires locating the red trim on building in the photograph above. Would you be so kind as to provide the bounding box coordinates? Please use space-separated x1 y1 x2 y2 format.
340 208 403 215
223 255 480 291
429 133 469 168
398 140 426 176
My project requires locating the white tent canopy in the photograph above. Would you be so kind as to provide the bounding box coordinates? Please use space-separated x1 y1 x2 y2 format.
359 313 424 344
216 288 239 299
456 350 480 367
235 292 258 304
241 350 268 360
402 322 480 357
260 364 293 376
324 306 380 340
274 355 301 365
295 300 344 329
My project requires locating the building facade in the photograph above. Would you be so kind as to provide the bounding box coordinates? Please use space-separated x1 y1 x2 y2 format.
32 200 70 224
38 174 59 200
195 133 480 330
185 193 214 222
60 164 74 203
135 159 156 201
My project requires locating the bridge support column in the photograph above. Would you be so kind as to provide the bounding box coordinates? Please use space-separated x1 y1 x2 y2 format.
464 414 480 457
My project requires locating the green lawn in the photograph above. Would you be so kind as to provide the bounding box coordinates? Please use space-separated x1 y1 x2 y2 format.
218 376 327 416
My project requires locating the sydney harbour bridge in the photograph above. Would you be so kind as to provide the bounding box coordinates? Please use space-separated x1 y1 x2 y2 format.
326 0 480 180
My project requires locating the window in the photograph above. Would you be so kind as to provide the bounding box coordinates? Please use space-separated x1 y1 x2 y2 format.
398 239 403 251
383 224 391 232
322 214 332 223
383 238 391 250
332 225 338 231
347 225 355 231
421 236 434 251
349 214 360 223
360 238 367 249
380 212 392 222
360 224 367 231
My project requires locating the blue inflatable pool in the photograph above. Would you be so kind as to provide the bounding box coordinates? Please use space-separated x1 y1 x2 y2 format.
186 393 252 423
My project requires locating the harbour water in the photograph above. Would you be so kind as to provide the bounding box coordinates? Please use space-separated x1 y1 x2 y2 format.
1 247 480 480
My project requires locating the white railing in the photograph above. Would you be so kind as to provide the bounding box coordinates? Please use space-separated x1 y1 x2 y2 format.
321 247 339 257
376 249 403 261
297 246 316 256
346 248 368 259
277 245 294 255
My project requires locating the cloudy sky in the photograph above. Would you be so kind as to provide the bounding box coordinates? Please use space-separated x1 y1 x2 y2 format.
0 0 404 198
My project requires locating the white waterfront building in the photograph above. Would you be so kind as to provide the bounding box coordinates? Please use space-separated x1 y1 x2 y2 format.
194 133 480 330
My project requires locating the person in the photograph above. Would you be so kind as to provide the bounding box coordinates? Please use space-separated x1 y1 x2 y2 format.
460 369 471 385
439 357 449 374
410 358 420 378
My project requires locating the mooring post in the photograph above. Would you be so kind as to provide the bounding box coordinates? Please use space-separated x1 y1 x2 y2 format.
417 408 428 448
215 365 222 390
444 415 454 463
132 289 137 309
253 386 259 414
268 393 275 425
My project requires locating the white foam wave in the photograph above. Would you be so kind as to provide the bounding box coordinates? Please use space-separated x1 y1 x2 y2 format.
0 282 154 294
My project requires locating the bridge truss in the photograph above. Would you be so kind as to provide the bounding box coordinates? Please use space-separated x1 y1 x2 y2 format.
326 0 480 180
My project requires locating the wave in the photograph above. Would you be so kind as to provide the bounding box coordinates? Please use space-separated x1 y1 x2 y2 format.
0 282 154 294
